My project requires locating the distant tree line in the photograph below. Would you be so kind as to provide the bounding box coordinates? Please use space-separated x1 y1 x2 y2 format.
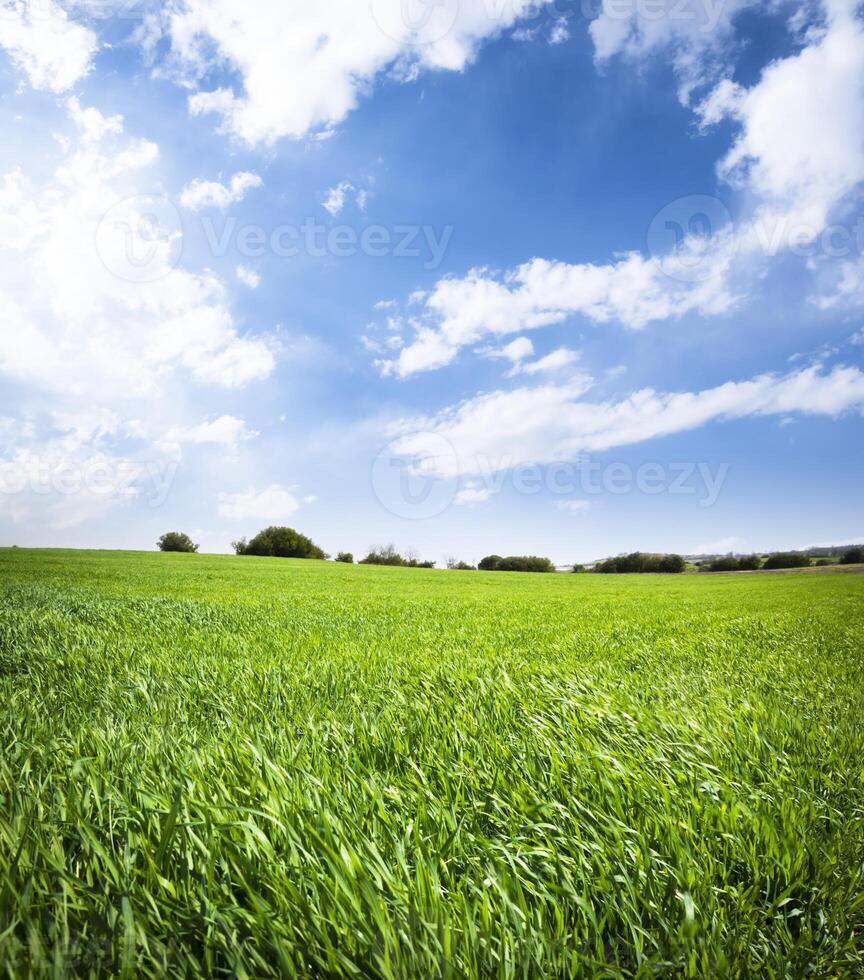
701 555 763 572
359 545 435 568
593 553 686 574
841 546 864 565
477 555 556 573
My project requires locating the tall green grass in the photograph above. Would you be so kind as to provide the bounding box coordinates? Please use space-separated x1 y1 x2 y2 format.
1 550 863 977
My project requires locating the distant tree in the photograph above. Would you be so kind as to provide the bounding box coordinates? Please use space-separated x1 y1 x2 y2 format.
707 556 742 572
335 552 354 564
737 554 762 571
234 527 325 560
815 558 833 567
840 546 864 565
158 532 198 554
571 564 586 573
594 552 686 574
763 552 813 570
360 544 405 566
359 545 435 568
448 560 476 571
479 556 555 573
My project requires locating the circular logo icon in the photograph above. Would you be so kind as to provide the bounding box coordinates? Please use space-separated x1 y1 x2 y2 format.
371 432 458 520
95 193 183 284
647 194 735 283
370 0 460 48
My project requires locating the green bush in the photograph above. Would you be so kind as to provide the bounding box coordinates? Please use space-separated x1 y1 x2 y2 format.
594 553 686 574
234 527 325 560
763 552 813 570
336 553 354 564
840 547 864 565
704 555 762 573
359 546 435 568
157 532 198 554
478 556 555 573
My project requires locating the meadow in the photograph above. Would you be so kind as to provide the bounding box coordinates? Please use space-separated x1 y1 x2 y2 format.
1 549 863 978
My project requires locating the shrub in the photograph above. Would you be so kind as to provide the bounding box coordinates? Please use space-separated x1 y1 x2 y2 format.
157 532 198 554
737 554 763 571
572 564 586 573
479 556 555 573
706 556 740 572
234 527 325 560
704 555 762 572
815 558 833 567
336 552 354 564
448 560 477 571
594 553 686 574
359 546 435 568
763 552 813 570
840 547 864 565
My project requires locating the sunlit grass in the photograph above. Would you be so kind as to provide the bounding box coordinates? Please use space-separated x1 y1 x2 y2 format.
1 550 863 977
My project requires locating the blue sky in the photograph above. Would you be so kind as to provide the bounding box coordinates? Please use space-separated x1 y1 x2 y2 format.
0 0 862 564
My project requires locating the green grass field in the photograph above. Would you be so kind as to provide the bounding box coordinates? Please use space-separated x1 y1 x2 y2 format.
1 550 863 978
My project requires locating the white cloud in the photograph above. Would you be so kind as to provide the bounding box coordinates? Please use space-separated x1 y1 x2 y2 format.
179 171 262 210
164 415 257 449
454 485 494 505
484 336 535 364
713 1 864 242
149 0 546 145
389 364 864 478
380 0 864 379
323 181 352 216
589 0 754 103
383 250 735 377
236 265 261 289
0 100 275 529
516 347 581 376
554 499 591 514
0 0 96 92
217 484 301 520
693 535 740 554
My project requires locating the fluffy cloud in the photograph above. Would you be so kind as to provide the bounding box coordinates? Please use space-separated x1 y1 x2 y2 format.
149 0 547 144
713 0 864 242
382 0 864 379
164 415 257 449
0 99 275 529
236 265 261 289
217 484 301 520
389 364 864 478
179 171 262 210
0 0 96 92
383 249 736 377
